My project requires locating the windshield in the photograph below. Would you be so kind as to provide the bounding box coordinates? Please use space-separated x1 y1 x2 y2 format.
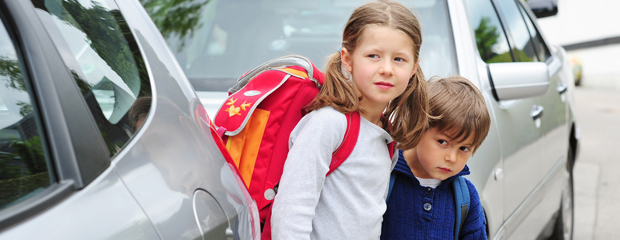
142 0 457 91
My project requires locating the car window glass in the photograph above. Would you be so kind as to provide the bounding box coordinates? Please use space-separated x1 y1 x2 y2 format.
0 17 54 210
141 0 458 91
33 0 152 157
466 0 513 63
518 3 551 62
494 0 536 62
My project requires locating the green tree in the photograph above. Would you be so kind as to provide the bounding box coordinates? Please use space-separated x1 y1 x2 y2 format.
0 56 26 91
10 136 46 174
139 0 210 49
0 155 21 180
61 0 141 96
474 17 501 62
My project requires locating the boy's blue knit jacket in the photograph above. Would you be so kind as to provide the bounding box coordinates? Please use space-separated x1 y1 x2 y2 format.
381 150 487 240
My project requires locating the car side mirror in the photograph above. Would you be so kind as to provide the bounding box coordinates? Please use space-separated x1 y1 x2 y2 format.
488 62 550 101
530 6 558 18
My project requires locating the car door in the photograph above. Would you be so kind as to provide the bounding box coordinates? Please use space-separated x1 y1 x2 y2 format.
489 0 566 238
465 0 549 234
496 1 570 238
517 0 570 184
0 0 160 238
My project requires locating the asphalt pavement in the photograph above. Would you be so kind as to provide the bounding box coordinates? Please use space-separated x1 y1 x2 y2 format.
572 87 620 240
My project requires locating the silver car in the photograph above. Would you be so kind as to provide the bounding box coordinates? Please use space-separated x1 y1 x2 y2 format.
144 0 579 239
0 0 260 239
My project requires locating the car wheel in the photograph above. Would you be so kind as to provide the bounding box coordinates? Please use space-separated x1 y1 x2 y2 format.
550 147 574 240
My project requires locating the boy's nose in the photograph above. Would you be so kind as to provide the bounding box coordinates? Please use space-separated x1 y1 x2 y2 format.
445 150 457 163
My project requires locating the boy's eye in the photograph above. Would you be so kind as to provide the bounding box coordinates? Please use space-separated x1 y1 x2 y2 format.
368 54 379 58
438 140 448 145
460 146 471 152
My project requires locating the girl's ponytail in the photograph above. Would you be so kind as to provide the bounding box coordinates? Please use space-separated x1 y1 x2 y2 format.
386 64 430 150
306 52 360 114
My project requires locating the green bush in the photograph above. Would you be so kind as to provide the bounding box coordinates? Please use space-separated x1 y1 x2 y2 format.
0 172 50 209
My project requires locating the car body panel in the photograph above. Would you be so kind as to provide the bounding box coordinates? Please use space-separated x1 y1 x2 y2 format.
0 167 161 239
0 0 258 239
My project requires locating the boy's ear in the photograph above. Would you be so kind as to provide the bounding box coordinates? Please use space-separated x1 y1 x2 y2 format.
410 57 421 77
341 48 353 72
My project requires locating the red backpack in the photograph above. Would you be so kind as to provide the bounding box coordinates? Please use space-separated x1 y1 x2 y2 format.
213 55 393 239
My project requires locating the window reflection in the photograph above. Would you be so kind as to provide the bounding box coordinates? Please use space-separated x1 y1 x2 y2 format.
141 0 458 90
495 0 537 62
467 0 513 63
0 18 52 210
33 0 152 157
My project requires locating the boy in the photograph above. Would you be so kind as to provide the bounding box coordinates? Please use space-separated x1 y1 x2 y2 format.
381 76 491 239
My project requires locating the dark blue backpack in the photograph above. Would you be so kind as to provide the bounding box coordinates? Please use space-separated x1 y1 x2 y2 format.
387 173 470 239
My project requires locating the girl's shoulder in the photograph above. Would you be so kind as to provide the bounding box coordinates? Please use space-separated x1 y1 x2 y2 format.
303 106 347 126
309 106 345 117
295 106 348 134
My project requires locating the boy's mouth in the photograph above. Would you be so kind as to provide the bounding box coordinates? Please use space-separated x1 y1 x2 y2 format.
438 167 451 173
375 82 394 89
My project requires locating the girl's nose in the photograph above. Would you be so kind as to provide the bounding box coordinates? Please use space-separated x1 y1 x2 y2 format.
379 60 394 76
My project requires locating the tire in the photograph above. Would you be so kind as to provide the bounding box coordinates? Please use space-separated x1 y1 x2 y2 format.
550 147 574 240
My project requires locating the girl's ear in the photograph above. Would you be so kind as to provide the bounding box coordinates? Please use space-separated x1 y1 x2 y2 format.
410 57 421 77
341 48 353 72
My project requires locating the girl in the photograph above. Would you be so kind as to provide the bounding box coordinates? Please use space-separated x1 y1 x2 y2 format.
271 1 429 239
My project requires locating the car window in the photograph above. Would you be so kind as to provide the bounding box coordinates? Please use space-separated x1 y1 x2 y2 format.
494 0 537 62
518 2 551 62
141 0 458 91
466 0 513 63
33 0 152 158
0 17 54 210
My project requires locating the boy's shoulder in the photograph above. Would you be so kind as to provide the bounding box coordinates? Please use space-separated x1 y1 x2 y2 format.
462 176 481 200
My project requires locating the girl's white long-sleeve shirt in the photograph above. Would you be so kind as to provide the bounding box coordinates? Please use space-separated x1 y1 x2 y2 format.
271 106 397 240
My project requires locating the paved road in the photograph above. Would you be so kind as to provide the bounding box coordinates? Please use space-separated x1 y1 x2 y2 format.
572 87 620 240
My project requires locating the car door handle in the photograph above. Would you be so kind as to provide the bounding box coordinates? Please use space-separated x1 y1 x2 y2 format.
531 105 544 120
557 84 568 94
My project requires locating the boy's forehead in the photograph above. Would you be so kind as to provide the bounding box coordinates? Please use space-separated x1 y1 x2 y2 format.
436 127 475 144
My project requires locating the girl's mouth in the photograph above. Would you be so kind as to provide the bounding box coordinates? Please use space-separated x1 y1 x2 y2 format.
375 82 394 89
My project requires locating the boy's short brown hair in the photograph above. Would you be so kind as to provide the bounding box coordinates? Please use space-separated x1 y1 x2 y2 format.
427 76 491 153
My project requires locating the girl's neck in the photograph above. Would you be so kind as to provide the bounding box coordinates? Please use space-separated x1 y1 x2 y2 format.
359 101 387 127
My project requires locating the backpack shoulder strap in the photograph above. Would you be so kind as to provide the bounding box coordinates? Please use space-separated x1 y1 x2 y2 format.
327 112 361 175
326 111 395 177
453 176 470 239
387 172 396 202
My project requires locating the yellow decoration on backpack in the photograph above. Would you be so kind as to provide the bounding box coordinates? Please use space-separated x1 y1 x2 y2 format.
240 101 252 111
225 105 241 117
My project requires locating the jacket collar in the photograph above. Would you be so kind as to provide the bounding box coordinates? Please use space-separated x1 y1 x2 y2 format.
393 149 470 185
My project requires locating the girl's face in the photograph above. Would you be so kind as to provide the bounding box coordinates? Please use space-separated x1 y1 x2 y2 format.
341 25 419 112
406 127 475 181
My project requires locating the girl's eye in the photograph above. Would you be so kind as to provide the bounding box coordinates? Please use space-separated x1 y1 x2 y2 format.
394 57 405 62
460 146 471 152
438 140 448 145
368 54 379 58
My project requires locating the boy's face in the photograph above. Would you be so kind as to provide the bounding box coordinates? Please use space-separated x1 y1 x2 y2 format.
408 127 475 181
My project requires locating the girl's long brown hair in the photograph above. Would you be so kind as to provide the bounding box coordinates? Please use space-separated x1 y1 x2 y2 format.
306 0 429 149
